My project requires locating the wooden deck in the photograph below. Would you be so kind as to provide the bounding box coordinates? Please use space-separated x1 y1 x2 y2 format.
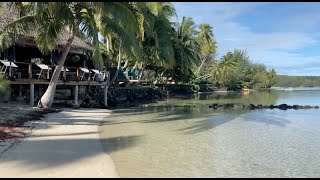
1 60 110 86
9 78 108 86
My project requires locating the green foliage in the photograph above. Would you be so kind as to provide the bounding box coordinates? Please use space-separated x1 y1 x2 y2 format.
275 75 320 87
209 49 278 91
0 74 9 96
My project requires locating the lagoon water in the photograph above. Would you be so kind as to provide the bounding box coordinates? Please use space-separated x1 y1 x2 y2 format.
99 89 320 177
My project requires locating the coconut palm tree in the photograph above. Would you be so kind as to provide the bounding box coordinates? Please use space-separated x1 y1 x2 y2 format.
132 2 176 82
92 2 143 86
195 23 217 75
219 51 237 76
172 16 201 82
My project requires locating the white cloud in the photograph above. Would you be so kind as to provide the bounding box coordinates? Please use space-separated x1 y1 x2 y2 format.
173 2 320 75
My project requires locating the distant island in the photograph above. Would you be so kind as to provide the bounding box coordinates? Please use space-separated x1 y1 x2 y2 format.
275 75 320 87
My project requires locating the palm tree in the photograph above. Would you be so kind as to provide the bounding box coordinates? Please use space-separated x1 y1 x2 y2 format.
220 51 237 76
134 2 176 82
93 2 143 85
195 23 217 75
172 16 200 82
0 2 141 108
211 60 222 79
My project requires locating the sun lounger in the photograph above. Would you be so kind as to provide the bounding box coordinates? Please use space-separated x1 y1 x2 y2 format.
79 67 90 80
58 66 70 80
36 63 51 79
61 66 70 72
0 60 18 76
91 69 104 81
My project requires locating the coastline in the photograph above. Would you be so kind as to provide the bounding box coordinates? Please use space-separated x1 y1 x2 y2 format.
0 108 120 178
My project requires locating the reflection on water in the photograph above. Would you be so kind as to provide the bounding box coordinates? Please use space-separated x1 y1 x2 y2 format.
99 90 320 177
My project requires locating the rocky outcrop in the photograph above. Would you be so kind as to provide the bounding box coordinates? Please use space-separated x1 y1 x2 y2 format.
209 103 320 110
79 87 164 108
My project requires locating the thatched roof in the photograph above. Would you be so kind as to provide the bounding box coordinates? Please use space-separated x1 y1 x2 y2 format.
0 2 91 52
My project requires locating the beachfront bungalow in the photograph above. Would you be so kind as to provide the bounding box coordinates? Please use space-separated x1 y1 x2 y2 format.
0 2 110 105
0 2 95 81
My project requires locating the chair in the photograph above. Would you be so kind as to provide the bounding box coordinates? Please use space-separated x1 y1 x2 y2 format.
0 60 19 77
79 67 90 80
59 66 70 80
36 64 51 79
91 69 104 81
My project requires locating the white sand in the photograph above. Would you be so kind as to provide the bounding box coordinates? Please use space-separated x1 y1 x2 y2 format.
0 108 119 178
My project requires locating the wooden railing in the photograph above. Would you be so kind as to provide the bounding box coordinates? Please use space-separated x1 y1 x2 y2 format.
1 61 109 82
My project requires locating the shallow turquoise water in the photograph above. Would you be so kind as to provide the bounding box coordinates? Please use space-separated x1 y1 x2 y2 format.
99 89 320 177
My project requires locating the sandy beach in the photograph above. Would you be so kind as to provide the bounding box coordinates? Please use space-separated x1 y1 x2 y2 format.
0 108 119 178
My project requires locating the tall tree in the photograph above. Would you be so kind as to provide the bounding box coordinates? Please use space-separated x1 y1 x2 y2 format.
172 16 200 83
195 23 217 75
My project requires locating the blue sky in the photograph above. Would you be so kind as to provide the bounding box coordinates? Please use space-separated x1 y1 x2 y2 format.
173 2 320 76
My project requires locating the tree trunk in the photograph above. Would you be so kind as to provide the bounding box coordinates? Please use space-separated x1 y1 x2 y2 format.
37 34 75 109
172 67 176 83
153 69 166 85
137 62 144 83
104 35 110 107
132 61 138 70
123 59 128 69
195 56 208 74
110 45 121 85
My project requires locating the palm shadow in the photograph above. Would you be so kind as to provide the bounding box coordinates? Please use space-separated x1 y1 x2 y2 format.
0 135 141 170
175 109 292 134
175 112 242 134
242 110 291 127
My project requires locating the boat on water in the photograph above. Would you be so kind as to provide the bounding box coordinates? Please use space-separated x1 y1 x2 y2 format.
285 87 293 91
241 88 251 95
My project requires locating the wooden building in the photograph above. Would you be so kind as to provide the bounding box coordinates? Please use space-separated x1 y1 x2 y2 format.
0 2 109 106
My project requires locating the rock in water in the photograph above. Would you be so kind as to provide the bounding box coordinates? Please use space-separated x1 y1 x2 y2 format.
249 104 255 110
257 104 263 109
278 104 288 110
292 105 300 110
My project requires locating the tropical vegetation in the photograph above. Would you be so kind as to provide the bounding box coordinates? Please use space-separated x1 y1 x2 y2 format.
275 75 320 87
0 2 279 108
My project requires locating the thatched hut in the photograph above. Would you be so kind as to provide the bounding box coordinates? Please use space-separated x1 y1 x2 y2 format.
0 2 92 77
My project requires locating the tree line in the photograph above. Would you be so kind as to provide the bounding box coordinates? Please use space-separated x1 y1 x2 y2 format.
274 75 320 87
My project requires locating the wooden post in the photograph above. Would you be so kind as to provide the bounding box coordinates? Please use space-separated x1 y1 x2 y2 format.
13 44 16 62
77 68 80 81
63 67 67 80
88 70 91 81
9 61 12 77
28 63 32 79
38 85 41 97
104 85 108 108
19 84 23 97
74 85 79 105
30 84 34 106
47 66 50 79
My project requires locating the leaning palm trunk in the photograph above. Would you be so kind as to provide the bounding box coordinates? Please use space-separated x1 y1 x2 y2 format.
37 34 75 108
132 61 138 70
195 56 208 74
123 59 128 69
137 63 144 83
153 69 166 85
110 45 122 85
103 35 110 107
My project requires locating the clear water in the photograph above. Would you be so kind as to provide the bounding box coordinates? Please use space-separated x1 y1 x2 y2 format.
99 89 320 177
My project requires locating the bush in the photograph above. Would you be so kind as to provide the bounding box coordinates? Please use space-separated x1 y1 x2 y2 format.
0 74 9 100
